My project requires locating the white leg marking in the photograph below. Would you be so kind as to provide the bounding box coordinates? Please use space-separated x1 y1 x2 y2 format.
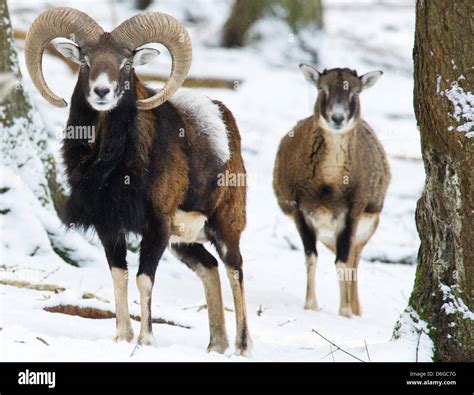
336 261 352 318
195 266 229 353
111 268 134 342
304 253 319 310
136 274 156 346
226 267 252 357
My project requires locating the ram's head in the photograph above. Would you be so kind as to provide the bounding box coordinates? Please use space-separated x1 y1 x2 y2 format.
25 7 192 111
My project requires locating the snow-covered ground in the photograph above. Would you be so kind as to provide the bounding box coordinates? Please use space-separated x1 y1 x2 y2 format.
1 0 433 361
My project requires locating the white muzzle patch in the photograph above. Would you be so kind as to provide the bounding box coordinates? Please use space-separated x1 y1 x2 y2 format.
87 73 121 111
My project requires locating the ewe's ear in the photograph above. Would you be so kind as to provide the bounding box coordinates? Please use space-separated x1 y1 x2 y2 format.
133 48 160 67
299 63 321 85
360 71 383 90
55 42 81 64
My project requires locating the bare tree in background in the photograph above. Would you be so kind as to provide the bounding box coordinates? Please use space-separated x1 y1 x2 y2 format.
409 0 473 361
222 0 323 48
0 0 66 218
135 0 153 11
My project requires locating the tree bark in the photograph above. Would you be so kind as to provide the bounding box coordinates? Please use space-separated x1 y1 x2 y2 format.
0 0 67 219
411 0 474 362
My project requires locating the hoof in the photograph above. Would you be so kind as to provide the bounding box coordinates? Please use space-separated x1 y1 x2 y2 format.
234 339 252 358
339 306 352 318
114 327 134 343
137 333 157 347
351 303 362 316
304 300 319 311
234 346 252 358
207 341 229 354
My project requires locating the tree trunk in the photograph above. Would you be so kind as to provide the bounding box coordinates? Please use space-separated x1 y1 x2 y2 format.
410 0 474 362
222 0 269 47
280 0 323 32
135 0 153 11
0 0 67 219
222 0 323 48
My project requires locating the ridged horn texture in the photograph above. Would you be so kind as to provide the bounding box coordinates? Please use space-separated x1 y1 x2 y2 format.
112 12 192 110
24 7 103 107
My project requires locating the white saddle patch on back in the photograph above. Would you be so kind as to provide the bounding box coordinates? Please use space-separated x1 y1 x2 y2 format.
170 209 207 244
170 89 231 165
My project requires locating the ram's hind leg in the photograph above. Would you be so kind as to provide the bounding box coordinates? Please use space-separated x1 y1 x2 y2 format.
171 243 229 353
97 229 133 342
208 224 251 356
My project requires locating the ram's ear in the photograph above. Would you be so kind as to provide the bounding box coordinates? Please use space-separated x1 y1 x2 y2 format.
299 63 321 85
133 48 160 67
55 42 81 64
360 70 383 90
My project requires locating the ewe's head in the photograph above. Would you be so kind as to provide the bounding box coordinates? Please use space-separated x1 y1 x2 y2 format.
300 65 382 134
25 7 192 112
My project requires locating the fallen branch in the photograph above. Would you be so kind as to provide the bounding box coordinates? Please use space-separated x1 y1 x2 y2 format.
0 279 65 293
312 329 365 362
138 73 242 90
43 304 191 329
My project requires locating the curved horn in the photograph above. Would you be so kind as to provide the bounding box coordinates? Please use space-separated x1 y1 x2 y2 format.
112 12 192 110
24 7 103 107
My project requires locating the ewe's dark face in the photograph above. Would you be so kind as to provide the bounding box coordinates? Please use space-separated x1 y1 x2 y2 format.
56 34 159 111
300 65 382 134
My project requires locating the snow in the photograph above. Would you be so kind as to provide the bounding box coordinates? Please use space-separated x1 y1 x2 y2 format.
439 283 474 321
1 0 428 361
439 79 474 138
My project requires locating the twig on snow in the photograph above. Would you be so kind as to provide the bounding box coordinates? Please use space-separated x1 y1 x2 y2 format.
311 329 365 362
129 343 140 358
283 236 299 251
415 331 422 362
40 267 60 282
278 318 296 327
329 344 335 362
364 340 371 362
36 336 50 346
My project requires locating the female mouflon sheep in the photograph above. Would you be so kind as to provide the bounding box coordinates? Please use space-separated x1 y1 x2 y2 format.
25 7 251 355
273 65 390 318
